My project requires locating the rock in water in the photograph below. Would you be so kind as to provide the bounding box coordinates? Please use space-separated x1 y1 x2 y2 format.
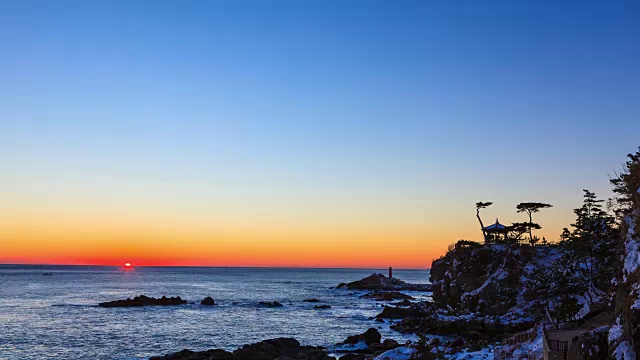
337 273 431 291
339 354 366 360
361 291 414 301
151 338 335 360
150 349 232 360
303 298 321 302
257 301 283 308
341 328 382 346
314 305 331 309
99 295 187 308
200 296 215 305
376 304 425 319
392 299 414 307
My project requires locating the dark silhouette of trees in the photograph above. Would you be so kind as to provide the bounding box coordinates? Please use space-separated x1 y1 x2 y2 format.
516 202 552 243
506 222 541 244
610 146 640 215
476 202 493 242
559 190 619 303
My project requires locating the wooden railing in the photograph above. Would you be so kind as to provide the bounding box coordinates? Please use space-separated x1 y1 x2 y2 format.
494 326 539 359
542 323 570 360
547 339 568 351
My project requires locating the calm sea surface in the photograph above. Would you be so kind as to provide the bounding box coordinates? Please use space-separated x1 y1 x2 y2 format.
0 265 430 359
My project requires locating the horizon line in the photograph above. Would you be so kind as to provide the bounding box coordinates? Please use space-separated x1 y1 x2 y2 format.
0 263 430 271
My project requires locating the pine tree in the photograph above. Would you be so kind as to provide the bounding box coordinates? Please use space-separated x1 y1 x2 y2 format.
516 202 552 243
561 190 619 300
476 202 493 243
610 146 640 215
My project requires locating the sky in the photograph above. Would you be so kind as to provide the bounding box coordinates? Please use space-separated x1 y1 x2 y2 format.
1 0 639 268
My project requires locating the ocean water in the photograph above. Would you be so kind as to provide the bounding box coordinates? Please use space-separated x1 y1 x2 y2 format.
0 265 431 360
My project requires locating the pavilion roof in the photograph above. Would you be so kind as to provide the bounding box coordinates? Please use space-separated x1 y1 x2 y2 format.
484 218 506 232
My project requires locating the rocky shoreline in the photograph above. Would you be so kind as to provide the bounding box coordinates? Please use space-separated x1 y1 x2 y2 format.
97 273 437 359
149 338 333 360
150 328 406 360
97 270 535 359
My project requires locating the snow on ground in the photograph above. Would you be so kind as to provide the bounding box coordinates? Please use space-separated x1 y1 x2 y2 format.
462 261 508 299
511 333 543 359
435 309 532 326
575 294 590 319
331 341 369 352
629 275 640 310
444 346 494 359
608 317 624 344
623 213 639 281
493 325 543 360
613 340 637 360
534 246 562 267
373 346 415 360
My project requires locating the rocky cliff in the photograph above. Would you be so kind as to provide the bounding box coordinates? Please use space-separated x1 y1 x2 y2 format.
606 148 640 359
430 242 560 318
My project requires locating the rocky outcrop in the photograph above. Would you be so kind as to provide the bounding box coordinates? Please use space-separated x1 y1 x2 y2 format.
150 338 334 360
334 328 401 357
392 299 413 307
233 338 332 360
361 291 413 301
150 349 232 360
337 273 431 291
373 296 532 342
391 313 532 342
432 244 514 314
375 301 435 320
200 296 215 305
99 295 187 307
376 305 420 319
257 301 283 308
340 328 382 346
429 242 559 317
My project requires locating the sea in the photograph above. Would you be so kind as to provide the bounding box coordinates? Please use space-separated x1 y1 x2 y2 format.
0 265 431 360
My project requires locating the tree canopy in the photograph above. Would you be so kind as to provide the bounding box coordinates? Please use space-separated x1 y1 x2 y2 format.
516 202 552 242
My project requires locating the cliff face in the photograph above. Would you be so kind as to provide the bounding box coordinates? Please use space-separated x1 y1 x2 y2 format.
430 242 560 318
610 210 640 359
608 149 640 360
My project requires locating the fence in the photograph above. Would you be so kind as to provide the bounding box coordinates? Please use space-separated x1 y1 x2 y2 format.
494 326 539 359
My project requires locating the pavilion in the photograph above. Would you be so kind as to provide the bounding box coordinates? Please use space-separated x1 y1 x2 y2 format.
484 218 507 243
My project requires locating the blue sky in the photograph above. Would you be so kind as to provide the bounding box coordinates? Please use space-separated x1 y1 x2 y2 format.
1 0 639 265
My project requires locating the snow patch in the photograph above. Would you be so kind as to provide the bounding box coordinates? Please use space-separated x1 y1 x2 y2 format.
608 317 623 344
333 341 369 352
444 346 494 359
623 213 639 281
614 340 636 360
373 346 415 360
462 259 508 299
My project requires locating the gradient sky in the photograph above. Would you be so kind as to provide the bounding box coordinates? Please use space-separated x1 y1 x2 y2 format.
1 0 639 268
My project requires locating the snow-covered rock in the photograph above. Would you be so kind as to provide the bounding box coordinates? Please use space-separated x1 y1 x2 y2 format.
373 346 415 360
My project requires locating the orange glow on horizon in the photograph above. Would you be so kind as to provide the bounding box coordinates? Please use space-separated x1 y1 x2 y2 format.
0 201 567 269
